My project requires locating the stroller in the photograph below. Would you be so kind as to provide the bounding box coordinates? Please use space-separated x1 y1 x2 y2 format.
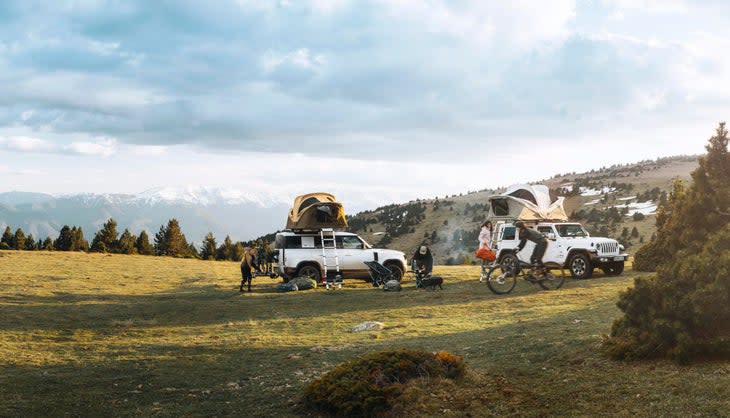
363 261 399 287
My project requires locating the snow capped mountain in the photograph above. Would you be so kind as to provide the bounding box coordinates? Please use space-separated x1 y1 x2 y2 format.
0 187 292 243
132 186 290 207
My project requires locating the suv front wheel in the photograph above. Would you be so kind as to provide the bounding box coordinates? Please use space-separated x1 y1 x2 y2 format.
569 253 593 279
384 262 404 282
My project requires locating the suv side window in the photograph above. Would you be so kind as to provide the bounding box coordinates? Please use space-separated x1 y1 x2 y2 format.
537 226 553 237
341 236 363 249
502 226 516 240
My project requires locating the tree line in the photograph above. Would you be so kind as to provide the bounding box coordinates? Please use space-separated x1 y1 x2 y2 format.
0 218 261 261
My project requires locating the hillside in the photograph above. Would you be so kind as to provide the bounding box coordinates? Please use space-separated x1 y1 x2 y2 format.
347 155 698 263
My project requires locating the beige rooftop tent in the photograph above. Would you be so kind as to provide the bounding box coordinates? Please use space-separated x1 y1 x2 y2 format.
286 192 348 231
486 184 568 222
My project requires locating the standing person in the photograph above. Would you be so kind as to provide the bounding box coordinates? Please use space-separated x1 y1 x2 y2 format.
256 242 267 273
411 244 434 276
478 221 493 250
478 220 494 282
515 221 548 271
240 247 260 292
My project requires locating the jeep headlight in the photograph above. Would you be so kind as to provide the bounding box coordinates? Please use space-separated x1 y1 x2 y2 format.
619 244 625 251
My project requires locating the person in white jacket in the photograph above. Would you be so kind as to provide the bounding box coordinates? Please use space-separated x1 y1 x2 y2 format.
478 220 493 250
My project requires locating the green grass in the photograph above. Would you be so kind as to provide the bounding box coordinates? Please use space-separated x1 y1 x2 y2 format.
1 250 728 417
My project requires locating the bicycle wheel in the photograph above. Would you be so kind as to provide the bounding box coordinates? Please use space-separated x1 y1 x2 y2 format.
486 262 517 294
538 271 565 290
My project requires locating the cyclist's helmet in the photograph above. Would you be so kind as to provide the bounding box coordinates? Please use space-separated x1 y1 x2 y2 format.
514 221 525 228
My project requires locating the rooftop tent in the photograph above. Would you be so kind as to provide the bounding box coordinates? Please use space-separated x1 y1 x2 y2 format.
486 184 568 222
286 192 348 231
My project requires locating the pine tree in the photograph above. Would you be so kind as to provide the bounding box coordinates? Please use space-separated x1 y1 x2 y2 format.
25 234 37 251
154 225 167 256
135 230 154 255
43 236 53 251
605 122 730 363
70 227 89 252
54 226 73 251
91 218 118 253
11 228 26 250
118 229 137 254
232 242 245 261
155 219 188 257
216 235 234 261
200 232 217 260
1 226 13 249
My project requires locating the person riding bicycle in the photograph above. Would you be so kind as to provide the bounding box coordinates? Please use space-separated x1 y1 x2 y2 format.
514 221 548 274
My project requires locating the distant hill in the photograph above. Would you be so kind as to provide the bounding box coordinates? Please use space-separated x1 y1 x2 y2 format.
345 155 698 264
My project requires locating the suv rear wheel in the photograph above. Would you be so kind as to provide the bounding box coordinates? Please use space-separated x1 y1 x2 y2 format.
296 264 321 281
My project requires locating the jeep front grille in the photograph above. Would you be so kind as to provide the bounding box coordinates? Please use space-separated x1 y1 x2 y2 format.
596 242 619 254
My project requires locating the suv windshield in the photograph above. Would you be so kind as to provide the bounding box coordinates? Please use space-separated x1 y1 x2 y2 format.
555 224 588 238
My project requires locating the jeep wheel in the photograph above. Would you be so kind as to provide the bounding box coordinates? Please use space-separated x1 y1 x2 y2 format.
296 264 321 281
384 262 404 282
601 261 624 276
499 253 519 276
569 253 593 279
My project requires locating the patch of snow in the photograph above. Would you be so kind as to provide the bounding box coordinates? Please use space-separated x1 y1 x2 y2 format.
618 196 637 201
580 186 615 196
619 201 657 216
583 199 601 206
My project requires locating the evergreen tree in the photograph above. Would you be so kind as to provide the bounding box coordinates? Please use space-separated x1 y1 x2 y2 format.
135 230 154 255
200 232 217 260
605 122 730 363
11 228 26 250
187 241 199 259
54 225 73 251
43 236 54 251
1 226 12 249
70 227 89 252
118 229 137 254
155 219 188 257
91 218 118 253
216 235 234 261
154 225 167 256
25 234 37 251
232 242 245 261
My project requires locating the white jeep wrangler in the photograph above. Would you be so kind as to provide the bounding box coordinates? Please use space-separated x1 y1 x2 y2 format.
273 230 407 282
492 221 628 279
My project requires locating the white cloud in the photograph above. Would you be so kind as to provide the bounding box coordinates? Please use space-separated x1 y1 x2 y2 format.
0 136 53 152
63 137 117 157
261 48 325 72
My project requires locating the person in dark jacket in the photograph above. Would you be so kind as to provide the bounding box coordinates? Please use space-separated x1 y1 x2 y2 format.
240 247 261 292
411 244 434 276
515 221 548 269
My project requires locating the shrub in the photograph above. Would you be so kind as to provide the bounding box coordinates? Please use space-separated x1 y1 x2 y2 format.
303 348 465 416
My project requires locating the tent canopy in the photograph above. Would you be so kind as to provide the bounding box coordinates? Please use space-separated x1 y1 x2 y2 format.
486 184 568 222
286 192 348 230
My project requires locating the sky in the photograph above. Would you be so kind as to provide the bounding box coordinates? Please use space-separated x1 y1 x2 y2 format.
1 0 728 211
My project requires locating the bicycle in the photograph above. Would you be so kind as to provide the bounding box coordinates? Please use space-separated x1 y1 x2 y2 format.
485 255 565 294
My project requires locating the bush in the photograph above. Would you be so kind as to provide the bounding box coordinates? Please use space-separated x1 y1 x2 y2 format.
604 227 730 363
303 348 465 416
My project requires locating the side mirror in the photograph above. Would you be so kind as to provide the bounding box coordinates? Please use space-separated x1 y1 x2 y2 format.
546 233 556 240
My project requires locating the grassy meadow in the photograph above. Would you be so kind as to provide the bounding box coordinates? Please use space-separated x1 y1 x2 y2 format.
1 250 728 417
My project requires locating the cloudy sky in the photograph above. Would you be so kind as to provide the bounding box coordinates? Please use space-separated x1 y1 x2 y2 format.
1 0 728 210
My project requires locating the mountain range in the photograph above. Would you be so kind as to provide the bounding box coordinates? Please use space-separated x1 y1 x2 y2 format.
0 186 291 244
1 155 699 256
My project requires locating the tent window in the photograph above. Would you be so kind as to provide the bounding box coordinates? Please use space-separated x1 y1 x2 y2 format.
508 189 537 205
491 199 510 216
298 197 321 214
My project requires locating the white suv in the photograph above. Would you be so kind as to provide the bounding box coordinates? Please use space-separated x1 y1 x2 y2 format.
493 221 628 279
273 230 407 282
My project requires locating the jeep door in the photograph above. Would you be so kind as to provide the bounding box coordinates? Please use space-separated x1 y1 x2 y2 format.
537 225 565 266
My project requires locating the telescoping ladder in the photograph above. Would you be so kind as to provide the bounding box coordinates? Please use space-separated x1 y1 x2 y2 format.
320 228 342 289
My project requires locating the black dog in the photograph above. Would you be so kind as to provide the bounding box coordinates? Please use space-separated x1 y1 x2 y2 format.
418 275 443 290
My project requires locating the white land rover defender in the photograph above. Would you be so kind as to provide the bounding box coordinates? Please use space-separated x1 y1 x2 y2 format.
274 230 407 282
492 221 628 279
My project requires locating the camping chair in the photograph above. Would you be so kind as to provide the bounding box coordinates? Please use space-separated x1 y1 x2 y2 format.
363 261 397 287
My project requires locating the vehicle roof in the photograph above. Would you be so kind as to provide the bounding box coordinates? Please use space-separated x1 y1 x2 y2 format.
276 230 357 236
